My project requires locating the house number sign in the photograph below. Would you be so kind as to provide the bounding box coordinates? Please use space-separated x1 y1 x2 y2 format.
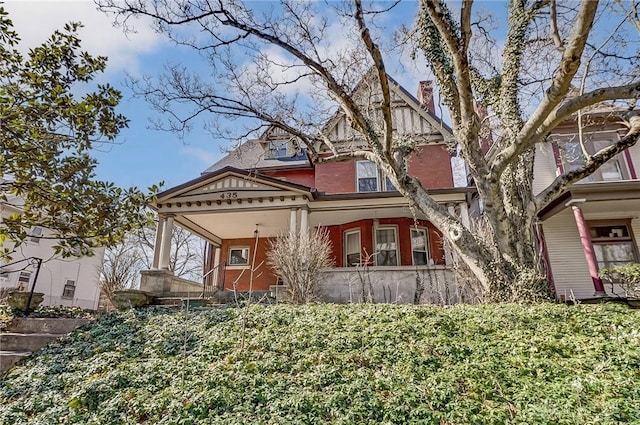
219 192 238 199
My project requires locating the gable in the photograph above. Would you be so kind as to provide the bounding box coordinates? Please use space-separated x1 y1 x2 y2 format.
189 175 285 195
156 168 314 205
322 75 452 146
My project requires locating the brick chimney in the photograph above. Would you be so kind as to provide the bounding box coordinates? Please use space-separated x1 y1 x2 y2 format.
417 81 435 114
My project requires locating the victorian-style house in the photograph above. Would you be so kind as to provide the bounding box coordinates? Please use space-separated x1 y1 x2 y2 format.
141 79 473 303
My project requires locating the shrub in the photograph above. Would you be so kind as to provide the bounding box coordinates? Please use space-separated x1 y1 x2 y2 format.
267 228 333 304
600 263 640 298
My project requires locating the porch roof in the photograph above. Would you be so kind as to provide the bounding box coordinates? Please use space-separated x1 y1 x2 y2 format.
151 166 473 242
153 166 317 204
538 180 640 220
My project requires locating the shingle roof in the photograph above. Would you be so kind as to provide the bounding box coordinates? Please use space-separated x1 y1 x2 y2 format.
202 139 310 174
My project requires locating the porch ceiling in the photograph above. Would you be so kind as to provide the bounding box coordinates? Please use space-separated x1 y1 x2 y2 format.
175 204 422 240
579 198 640 219
180 209 291 239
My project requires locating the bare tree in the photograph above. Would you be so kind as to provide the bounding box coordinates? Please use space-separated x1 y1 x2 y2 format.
97 0 640 301
134 225 205 281
97 242 141 305
267 229 333 304
98 223 205 297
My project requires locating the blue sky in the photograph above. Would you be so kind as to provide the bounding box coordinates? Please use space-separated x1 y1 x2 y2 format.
3 0 508 191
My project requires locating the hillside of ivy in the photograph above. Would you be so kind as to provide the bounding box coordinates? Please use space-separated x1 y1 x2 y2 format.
1 303 639 424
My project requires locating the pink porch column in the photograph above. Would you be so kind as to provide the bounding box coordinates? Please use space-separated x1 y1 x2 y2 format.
570 203 606 295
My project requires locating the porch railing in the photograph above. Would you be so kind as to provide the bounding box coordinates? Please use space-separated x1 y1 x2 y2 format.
202 261 226 299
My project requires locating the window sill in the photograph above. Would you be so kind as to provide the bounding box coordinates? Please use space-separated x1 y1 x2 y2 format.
226 265 250 270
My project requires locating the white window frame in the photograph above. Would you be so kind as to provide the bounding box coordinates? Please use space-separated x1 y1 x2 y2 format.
62 279 76 299
555 132 629 182
375 226 399 266
17 271 31 291
228 246 250 267
356 161 395 193
268 140 288 158
344 229 361 267
411 228 430 266
29 226 43 243
588 220 639 270
356 161 379 192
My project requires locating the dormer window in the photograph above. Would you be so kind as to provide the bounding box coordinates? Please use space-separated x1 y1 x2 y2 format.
268 141 288 158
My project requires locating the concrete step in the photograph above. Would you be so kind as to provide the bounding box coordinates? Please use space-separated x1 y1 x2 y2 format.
0 351 30 374
6 318 91 334
0 333 62 352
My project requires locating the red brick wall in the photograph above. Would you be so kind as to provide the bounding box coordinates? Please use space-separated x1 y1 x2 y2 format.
262 168 316 188
408 144 453 189
323 218 444 267
219 237 278 291
314 161 356 194
313 145 453 193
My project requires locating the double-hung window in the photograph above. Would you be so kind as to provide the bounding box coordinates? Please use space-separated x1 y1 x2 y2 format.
229 247 250 266
344 230 361 267
556 133 628 182
592 139 624 181
62 279 76 299
588 221 639 269
29 226 43 243
17 271 31 291
375 227 398 266
356 161 395 192
357 161 379 192
411 228 430 265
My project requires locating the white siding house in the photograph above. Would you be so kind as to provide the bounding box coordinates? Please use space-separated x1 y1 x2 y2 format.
0 196 104 310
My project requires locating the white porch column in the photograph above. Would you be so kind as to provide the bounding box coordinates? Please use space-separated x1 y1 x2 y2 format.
152 216 165 269
159 214 174 271
300 207 309 236
459 202 470 229
444 204 456 266
289 208 298 235
212 246 221 288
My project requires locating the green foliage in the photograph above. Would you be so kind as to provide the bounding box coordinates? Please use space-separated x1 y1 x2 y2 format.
1 303 639 424
0 304 12 330
0 7 157 259
600 263 640 298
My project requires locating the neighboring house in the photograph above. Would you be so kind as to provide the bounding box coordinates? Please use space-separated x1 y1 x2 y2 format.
533 108 640 300
0 194 105 310
142 78 475 304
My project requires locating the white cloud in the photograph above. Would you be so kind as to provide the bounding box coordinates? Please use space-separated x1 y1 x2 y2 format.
181 146 221 168
2 0 164 76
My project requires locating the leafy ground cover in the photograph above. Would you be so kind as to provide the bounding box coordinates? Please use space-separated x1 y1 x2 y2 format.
1 303 639 424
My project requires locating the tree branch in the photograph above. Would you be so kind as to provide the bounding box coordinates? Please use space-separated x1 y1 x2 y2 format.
493 0 600 175
354 0 393 156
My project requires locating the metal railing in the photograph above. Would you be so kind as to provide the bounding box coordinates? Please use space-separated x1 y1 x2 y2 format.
0 257 43 315
202 261 226 299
